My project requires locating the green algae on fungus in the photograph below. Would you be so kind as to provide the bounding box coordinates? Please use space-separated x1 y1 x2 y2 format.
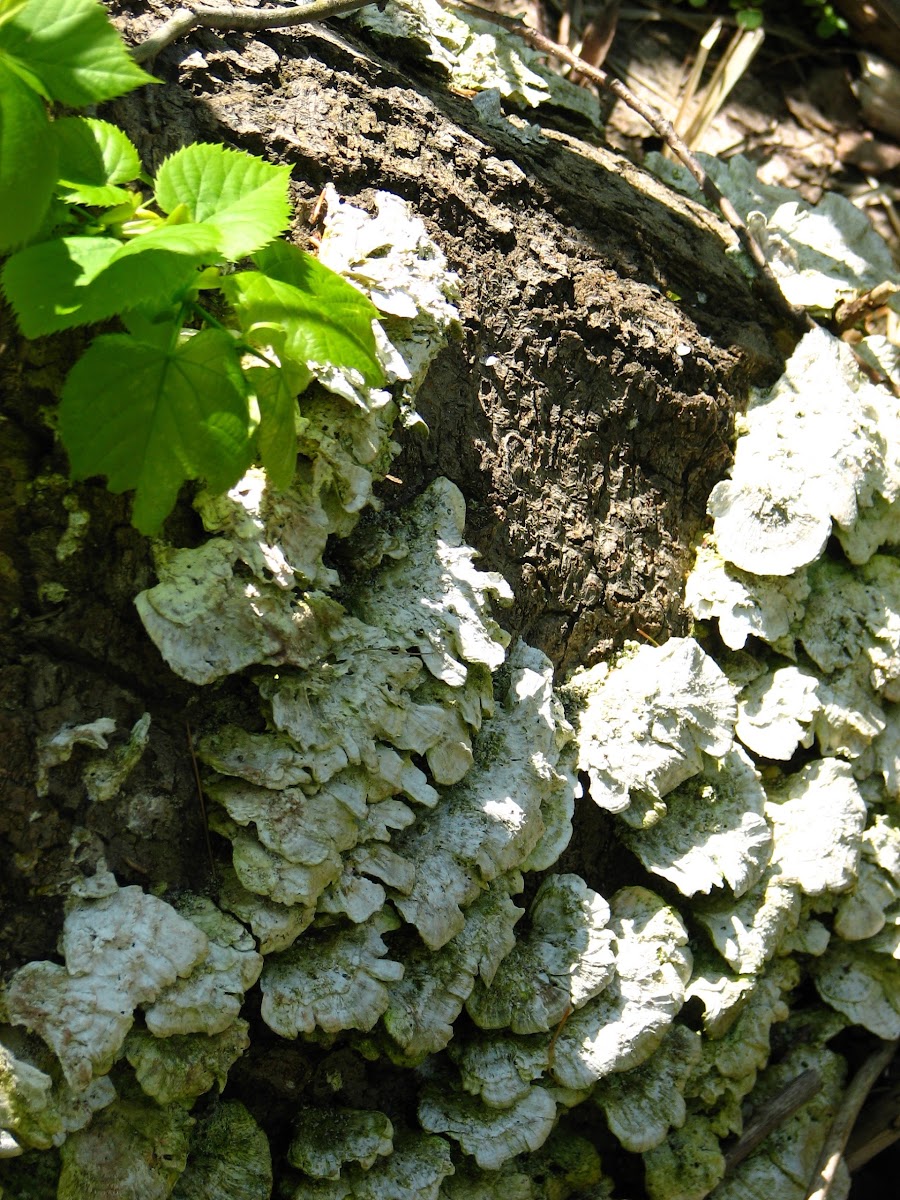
172 1101 272 1200
124 1022 250 1106
550 888 692 1090
622 747 771 899
379 877 524 1064
57 1088 193 1200
288 1130 453 1200
0 1031 115 1155
288 1106 393 1179
419 1081 558 1171
260 912 403 1039
466 874 614 1035
593 1023 701 1154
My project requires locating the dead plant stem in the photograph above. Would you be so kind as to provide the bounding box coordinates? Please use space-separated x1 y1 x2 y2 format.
806 1038 899 1200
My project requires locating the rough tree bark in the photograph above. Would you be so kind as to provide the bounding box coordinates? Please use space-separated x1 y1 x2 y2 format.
0 0 789 1188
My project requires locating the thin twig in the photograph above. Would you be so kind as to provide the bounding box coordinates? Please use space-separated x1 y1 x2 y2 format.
185 720 218 883
845 1075 900 1171
132 0 378 63
806 1038 900 1200
724 1069 822 1173
441 0 813 334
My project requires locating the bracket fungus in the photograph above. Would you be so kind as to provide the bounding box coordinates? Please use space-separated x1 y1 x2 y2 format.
567 637 736 817
4 161 899 1200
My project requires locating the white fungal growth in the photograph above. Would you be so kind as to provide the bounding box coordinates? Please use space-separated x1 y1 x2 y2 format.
35 717 117 797
466 874 615 1034
568 638 736 815
765 760 866 896
142 896 263 1037
735 665 819 760
707 329 895 577
288 1106 393 1179
259 911 404 1038
4 875 209 1089
622 747 772 898
685 542 810 654
593 1024 701 1153
550 888 692 1089
418 1080 559 1170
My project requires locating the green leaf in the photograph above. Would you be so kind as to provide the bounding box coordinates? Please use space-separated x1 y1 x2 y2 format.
59 329 255 534
0 0 156 106
246 359 312 491
223 243 384 387
2 225 223 337
0 0 27 31
52 116 141 206
0 58 56 249
154 142 292 261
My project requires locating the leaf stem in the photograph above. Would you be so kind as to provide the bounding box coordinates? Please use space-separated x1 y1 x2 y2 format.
189 299 281 370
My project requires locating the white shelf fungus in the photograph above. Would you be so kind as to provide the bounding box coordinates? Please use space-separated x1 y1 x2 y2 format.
57 1089 194 1200
171 1102 272 1200
569 637 736 815
550 888 691 1090
380 878 523 1063
450 1034 549 1110
288 1106 393 1179
351 478 512 688
418 1081 558 1170
391 643 575 950
696 872 802 976
288 1130 454 1200
137 539 348 685
800 556 900 700
735 666 819 760
813 942 900 1039
622 747 771 898
4 876 208 1089
125 1021 250 1105
36 717 117 797
260 912 403 1038
348 0 601 127
765 760 866 896
82 712 151 804
706 329 896 577
593 1023 701 1153
685 542 810 654
0 1033 115 1153
643 1115 726 1200
143 896 263 1037
706 1045 848 1200
466 874 614 1034
648 153 899 314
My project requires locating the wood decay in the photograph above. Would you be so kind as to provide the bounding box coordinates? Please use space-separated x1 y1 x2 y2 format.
129 0 813 334
124 1 898 1189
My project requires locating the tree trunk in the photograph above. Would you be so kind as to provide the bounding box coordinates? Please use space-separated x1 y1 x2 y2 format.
0 1 787 1193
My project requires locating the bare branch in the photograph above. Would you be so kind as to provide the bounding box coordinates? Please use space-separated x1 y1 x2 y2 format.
724 1068 822 1174
132 0 378 63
